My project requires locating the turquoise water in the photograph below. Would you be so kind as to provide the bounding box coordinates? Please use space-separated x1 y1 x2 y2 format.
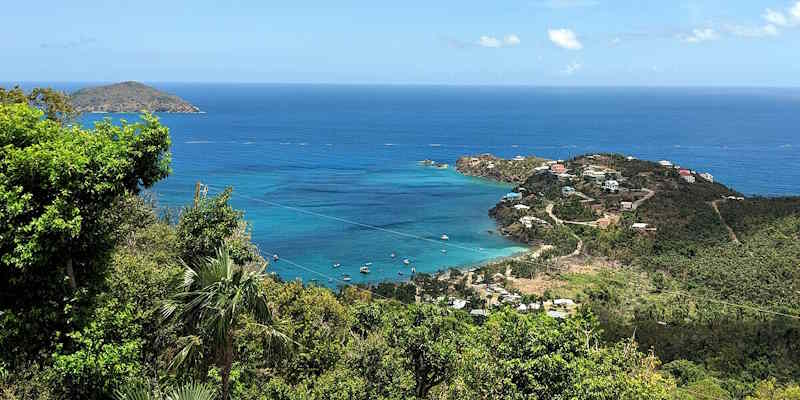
59 84 800 286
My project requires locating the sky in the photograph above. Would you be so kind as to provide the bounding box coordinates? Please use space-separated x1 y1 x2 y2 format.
3 0 800 86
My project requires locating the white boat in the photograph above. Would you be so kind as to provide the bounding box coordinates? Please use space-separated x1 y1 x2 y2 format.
360 266 370 274
403 259 411 265
342 276 352 282
411 267 416 274
390 253 396 258
440 234 449 240
441 249 447 253
272 254 279 261
333 263 341 268
364 262 373 266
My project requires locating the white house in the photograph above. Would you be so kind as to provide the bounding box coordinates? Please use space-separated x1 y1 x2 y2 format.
513 155 525 161
699 172 714 182
681 175 696 184
451 299 468 310
553 298 576 306
513 204 531 211
602 180 620 192
658 160 673 167
583 169 606 182
470 309 488 317
621 201 633 211
520 216 549 229
547 310 567 319
631 223 650 230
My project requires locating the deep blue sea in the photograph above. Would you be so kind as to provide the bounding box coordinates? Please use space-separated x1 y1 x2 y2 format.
19 83 800 285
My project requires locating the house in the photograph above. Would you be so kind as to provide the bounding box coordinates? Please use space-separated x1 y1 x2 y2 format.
520 216 549 228
547 310 567 319
451 299 468 310
658 160 673 167
582 169 606 182
621 201 633 211
513 155 526 161
550 164 567 174
470 309 488 317
553 298 576 306
699 172 714 182
516 303 528 312
561 186 576 196
631 222 656 231
596 217 613 229
513 204 531 211
626 156 637 161
504 192 522 201
534 165 550 173
602 180 619 192
681 175 696 184
678 169 691 177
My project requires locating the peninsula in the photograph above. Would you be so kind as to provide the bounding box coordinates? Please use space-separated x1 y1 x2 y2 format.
70 81 201 113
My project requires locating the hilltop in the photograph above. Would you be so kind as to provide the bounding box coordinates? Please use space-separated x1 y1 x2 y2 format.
70 81 200 113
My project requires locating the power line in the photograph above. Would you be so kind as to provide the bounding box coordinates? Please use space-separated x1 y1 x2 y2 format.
204 184 800 322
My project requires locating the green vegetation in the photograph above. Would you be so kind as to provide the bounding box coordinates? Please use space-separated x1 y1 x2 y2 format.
2 101 799 399
70 81 201 113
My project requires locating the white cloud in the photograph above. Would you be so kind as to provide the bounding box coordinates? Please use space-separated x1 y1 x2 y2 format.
763 8 789 26
562 61 582 75
791 1 800 19
504 34 521 46
476 34 521 48
681 28 719 43
548 28 583 50
478 36 502 48
727 24 779 37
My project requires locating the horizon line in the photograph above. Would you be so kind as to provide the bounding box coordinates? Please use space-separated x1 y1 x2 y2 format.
4 80 800 90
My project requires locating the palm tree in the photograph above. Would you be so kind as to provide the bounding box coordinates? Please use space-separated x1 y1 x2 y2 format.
161 248 288 399
114 382 216 400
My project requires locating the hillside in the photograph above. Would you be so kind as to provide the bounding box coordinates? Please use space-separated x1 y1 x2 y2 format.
446 152 800 397
70 81 200 113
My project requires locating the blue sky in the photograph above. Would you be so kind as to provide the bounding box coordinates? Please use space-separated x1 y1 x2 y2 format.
4 0 800 86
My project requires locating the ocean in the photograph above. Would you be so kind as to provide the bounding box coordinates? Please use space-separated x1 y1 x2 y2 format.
55 83 800 285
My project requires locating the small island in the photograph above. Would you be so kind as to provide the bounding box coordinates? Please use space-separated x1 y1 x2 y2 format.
70 81 201 113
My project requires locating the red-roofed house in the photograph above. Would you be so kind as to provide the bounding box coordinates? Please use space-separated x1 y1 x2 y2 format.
678 169 691 177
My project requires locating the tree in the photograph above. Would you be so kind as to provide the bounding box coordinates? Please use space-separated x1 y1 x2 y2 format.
176 185 259 266
161 248 286 400
114 382 217 400
0 86 76 123
0 103 171 291
385 304 465 398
